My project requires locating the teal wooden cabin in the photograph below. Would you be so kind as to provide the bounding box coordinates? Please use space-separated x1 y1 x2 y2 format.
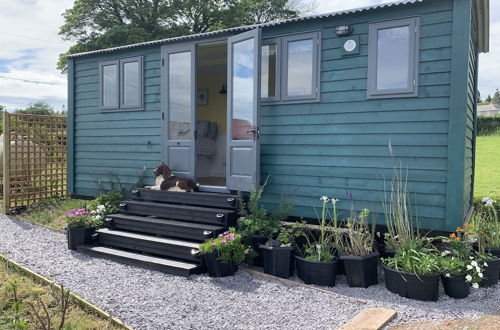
67 0 490 232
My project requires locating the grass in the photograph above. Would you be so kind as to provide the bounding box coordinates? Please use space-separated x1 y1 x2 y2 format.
14 198 89 231
0 259 119 329
474 133 500 200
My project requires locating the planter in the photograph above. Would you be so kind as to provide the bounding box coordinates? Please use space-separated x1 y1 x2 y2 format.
295 256 337 287
486 247 500 281
382 265 440 301
248 234 269 267
441 274 470 299
260 245 294 279
383 248 396 259
202 252 238 278
66 227 95 250
340 252 379 288
481 257 500 287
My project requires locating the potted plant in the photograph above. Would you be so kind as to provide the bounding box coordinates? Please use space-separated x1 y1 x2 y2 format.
237 182 292 266
260 223 304 278
295 196 340 287
88 191 123 228
467 200 500 286
199 228 245 277
65 209 95 250
382 247 441 301
438 227 484 298
340 209 379 288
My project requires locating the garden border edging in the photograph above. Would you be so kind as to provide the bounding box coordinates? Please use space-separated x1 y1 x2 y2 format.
0 253 133 330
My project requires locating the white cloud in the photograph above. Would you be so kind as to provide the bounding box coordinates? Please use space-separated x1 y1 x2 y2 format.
0 0 73 111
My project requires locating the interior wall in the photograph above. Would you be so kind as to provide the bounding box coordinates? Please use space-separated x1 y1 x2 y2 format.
196 71 227 179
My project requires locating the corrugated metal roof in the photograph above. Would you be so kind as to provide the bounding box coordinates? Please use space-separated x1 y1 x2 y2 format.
67 0 425 58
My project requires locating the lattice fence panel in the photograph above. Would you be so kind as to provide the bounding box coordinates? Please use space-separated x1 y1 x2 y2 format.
3 112 67 212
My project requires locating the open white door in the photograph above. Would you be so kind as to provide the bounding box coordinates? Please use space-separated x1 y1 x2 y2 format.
226 29 261 191
161 44 196 178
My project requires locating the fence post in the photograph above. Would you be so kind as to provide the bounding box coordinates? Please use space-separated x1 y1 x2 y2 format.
3 111 10 212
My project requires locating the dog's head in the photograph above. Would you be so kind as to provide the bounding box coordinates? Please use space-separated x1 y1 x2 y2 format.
152 163 172 178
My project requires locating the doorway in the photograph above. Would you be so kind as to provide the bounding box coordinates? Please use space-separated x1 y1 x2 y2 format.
195 41 227 187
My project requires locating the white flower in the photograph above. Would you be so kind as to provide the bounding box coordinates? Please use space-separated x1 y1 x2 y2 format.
471 260 478 267
320 196 329 202
331 198 340 204
470 256 474 260
445 273 451 278
465 275 472 282
472 283 479 289
441 251 451 257
467 265 473 270
97 204 106 211
478 272 483 278
476 266 481 273
95 215 102 220
484 262 488 267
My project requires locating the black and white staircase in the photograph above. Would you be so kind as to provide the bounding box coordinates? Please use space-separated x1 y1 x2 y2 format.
77 189 239 277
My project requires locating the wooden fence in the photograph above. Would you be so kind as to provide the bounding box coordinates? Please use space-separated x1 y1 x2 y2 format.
3 112 67 212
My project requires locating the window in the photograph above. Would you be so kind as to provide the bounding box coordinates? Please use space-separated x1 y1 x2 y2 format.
261 31 320 103
99 56 143 111
368 17 419 98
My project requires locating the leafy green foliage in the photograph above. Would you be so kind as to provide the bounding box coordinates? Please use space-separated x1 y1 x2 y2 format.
87 191 123 228
64 209 94 228
199 228 246 264
382 248 441 275
14 101 57 116
57 0 301 72
342 209 377 256
477 115 500 136
237 183 292 239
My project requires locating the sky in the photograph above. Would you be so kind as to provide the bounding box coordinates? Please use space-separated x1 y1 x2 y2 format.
0 0 498 111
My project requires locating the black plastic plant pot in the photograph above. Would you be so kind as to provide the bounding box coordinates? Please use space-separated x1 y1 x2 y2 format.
66 227 95 250
202 252 238 278
340 252 379 288
486 247 500 281
481 257 500 287
260 245 294 279
382 265 440 301
295 256 337 287
441 274 470 299
249 234 269 267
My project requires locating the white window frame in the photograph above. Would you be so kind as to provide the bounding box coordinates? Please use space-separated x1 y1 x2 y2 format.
261 31 321 104
367 17 420 99
99 56 144 112
261 38 281 102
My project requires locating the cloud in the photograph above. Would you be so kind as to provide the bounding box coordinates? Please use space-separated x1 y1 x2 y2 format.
0 0 73 111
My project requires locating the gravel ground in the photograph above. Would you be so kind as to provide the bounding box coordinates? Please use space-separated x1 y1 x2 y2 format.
1 215 499 329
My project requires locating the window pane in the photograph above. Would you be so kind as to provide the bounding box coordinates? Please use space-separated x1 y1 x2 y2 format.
287 39 313 96
377 26 410 90
123 61 140 106
232 38 255 140
102 64 118 107
261 44 277 98
169 52 191 140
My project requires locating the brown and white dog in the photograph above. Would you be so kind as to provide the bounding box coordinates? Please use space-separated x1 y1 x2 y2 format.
146 163 199 192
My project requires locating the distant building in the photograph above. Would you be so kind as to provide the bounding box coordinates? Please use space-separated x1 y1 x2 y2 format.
478 104 500 116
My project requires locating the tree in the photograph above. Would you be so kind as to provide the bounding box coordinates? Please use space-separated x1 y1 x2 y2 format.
58 0 301 72
493 89 500 104
486 94 492 103
477 91 482 103
15 101 56 115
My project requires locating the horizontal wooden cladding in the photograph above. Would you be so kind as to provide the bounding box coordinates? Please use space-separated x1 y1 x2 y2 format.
75 111 160 122
262 121 448 135
75 143 160 153
75 118 160 130
260 192 445 220
260 164 446 183
261 154 447 171
260 133 448 147
261 145 447 159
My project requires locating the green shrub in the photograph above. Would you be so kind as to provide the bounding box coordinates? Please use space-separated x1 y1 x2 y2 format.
477 115 500 136
87 191 123 228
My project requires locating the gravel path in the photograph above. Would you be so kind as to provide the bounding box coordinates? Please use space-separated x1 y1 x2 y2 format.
1 215 499 329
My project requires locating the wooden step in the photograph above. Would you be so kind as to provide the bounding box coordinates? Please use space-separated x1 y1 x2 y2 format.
119 201 237 226
97 229 202 263
107 213 225 241
77 245 202 277
131 189 240 210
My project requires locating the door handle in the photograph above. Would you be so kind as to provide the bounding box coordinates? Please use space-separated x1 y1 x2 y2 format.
245 126 260 141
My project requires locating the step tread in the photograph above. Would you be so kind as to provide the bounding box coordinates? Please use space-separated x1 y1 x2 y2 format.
77 245 199 270
97 228 200 249
108 214 225 231
135 189 239 199
123 200 236 214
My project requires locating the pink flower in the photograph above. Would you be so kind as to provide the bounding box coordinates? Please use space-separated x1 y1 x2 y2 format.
223 231 229 235
230 236 235 241
218 234 223 237
220 239 227 243
212 242 216 246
